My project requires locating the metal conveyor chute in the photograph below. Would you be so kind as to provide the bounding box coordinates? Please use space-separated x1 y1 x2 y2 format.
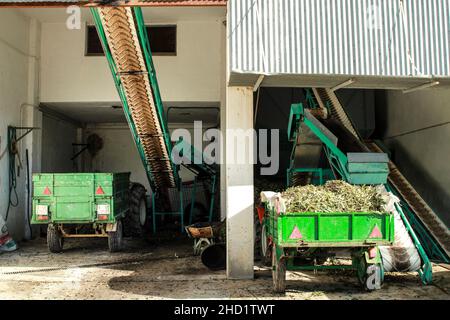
92 7 219 232
92 7 179 191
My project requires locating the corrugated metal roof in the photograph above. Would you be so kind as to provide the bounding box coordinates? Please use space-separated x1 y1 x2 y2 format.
229 0 450 88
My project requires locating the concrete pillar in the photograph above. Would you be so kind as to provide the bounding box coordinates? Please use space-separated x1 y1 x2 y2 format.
219 16 227 221
23 18 42 240
225 86 254 279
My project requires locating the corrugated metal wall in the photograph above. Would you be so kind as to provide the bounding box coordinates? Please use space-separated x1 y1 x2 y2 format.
229 0 450 78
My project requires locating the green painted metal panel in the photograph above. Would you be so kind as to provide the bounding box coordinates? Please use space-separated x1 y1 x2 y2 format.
275 211 393 246
287 103 302 141
55 199 92 221
347 172 388 185
347 162 389 173
318 215 350 241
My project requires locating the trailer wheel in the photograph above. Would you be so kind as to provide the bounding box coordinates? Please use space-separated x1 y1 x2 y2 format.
124 183 147 237
272 245 286 293
108 220 123 252
261 225 272 267
47 224 64 253
357 261 383 291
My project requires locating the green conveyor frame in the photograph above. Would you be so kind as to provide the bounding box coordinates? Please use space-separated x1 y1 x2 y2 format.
287 103 389 185
91 8 218 232
91 7 179 192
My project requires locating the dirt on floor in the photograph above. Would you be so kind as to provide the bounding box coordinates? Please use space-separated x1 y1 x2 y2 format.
0 236 449 300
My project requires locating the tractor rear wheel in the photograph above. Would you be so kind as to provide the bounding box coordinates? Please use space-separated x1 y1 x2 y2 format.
124 183 148 237
108 220 123 252
47 224 64 253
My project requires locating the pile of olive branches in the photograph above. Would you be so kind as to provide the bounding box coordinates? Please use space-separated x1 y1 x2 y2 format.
282 180 385 213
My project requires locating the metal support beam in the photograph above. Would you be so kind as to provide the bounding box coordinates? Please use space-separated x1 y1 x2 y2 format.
253 74 265 92
331 78 355 92
403 81 440 94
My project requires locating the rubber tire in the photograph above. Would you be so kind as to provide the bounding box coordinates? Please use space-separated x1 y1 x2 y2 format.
108 220 123 252
261 225 272 267
47 224 64 253
272 245 286 293
124 183 147 237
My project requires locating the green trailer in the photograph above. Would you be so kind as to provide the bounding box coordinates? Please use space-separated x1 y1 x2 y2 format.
259 204 394 292
256 102 396 292
31 172 146 253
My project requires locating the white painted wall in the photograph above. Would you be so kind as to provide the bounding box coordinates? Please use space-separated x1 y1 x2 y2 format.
83 124 215 192
381 88 450 226
40 20 223 103
83 125 151 190
0 10 34 240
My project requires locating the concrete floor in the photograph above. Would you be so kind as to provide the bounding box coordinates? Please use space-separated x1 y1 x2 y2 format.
0 237 449 300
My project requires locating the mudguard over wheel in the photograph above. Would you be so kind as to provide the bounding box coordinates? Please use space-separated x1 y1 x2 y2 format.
272 245 286 293
47 224 64 253
124 183 148 237
108 220 123 252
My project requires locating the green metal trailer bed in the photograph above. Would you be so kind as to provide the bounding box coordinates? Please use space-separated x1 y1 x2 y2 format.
32 172 132 252
260 203 394 292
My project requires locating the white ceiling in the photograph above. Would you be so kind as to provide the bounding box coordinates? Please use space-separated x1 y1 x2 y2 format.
18 6 226 24
41 101 220 125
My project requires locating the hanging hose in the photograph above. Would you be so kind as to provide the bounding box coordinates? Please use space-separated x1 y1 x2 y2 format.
5 127 19 222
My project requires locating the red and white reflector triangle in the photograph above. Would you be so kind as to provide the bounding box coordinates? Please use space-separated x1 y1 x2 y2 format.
95 186 105 195
369 225 382 238
43 186 51 195
289 225 303 239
